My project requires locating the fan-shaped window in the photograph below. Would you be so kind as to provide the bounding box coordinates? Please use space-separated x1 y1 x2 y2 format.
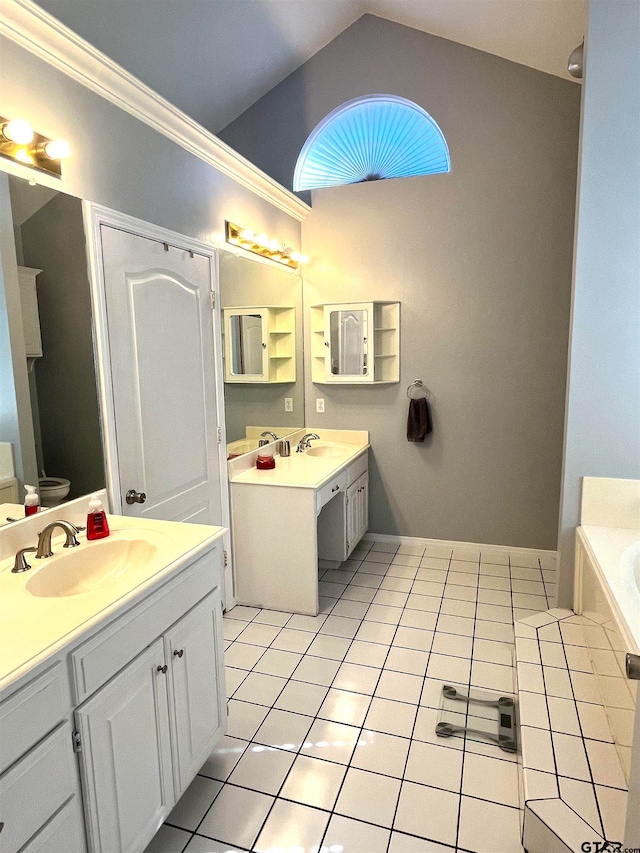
293 94 450 192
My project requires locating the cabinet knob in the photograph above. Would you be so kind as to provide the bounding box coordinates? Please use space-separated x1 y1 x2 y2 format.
156 664 168 674
0 822 4 834
331 485 339 493
173 649 184 658
126 489 147 505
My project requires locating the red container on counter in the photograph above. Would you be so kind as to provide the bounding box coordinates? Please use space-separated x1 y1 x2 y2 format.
256 454 276 470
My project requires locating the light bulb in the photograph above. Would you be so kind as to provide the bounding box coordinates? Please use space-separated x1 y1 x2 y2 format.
291 252 301 263
239 229 254 242
255 233 269 247
43 139 70 160
2 118 34 145
15 148 34 165
267 238 279 252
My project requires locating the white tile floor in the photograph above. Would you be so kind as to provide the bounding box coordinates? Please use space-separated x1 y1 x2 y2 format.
145 540 556 853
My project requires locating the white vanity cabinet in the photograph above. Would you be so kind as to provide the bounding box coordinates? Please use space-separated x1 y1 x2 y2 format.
0 664 85 853
317 459 369 563
232 444 369 614
75 589 225 853
0 531 226 853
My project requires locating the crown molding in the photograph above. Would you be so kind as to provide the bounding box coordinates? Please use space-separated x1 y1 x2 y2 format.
0 0 311 221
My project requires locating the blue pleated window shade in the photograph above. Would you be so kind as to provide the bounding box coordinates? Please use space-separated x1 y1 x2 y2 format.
293 94 450 191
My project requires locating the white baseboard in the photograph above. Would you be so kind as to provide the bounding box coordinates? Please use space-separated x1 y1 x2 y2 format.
318 559 341 570
362 532 557 559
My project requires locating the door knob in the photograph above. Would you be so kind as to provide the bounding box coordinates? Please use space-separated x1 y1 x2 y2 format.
126 489 146 505
626 653 640 679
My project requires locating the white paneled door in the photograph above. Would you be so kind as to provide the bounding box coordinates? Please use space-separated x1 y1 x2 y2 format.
100 225 222 528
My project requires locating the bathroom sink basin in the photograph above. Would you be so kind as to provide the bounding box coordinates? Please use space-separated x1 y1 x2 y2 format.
25 534 165 598
305 443 353 458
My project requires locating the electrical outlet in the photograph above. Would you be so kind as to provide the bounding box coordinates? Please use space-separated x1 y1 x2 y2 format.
316 398 325 413
284 397 293 412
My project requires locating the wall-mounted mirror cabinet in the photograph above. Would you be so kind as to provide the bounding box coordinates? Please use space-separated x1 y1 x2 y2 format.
219 253 304 458
223 306 296 384
311 301 400 384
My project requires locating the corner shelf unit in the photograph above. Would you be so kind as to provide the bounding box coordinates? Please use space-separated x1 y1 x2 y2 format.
223 305 296 384
311 301 400 384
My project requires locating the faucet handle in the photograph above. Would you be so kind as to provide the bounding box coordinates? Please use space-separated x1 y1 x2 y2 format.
12 547 37 574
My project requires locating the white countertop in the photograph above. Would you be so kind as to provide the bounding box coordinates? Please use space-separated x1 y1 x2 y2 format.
231 445 368 489
0 514 225 692
229 429 370 489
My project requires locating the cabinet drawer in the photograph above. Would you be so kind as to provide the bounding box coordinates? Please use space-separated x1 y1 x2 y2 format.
346 451 368 486
0 723 78 853
0 663 69 775
316 471 348 514
21 794 86 853
71 547 221 704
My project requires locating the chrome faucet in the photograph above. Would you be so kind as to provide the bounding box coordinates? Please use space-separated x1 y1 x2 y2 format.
296 433 321 452
258 430 280 447
11 520 81 573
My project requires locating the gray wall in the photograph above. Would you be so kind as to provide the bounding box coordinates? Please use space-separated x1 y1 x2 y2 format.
20 193 106 499
222 15 581 549
557 2 640 607
0 32 300 492
220 252 304 442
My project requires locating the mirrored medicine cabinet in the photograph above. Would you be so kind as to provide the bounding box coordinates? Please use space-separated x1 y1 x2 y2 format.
223 305 296 384
311 301 400 384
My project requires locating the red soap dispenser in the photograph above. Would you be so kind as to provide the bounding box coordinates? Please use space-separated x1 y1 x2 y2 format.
24 484 40 517
87 493 110 540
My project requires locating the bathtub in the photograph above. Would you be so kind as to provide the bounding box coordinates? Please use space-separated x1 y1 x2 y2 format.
575 525 640 780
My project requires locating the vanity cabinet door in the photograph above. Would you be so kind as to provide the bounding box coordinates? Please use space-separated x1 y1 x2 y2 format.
346 472 369 557
165 590 226 797
75 639 174 853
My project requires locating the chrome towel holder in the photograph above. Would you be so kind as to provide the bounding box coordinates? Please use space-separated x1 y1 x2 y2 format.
407 379 429 399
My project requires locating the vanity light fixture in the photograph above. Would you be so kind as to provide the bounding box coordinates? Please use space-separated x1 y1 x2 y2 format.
225 221 308 270
0 115 70 177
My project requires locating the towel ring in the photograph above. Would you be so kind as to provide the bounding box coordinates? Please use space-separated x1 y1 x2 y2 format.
407 379 429 399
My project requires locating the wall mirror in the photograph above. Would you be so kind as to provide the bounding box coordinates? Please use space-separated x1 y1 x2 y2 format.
228 313 264 376
329 308 368 376
219 251 304 457
2 175 106 505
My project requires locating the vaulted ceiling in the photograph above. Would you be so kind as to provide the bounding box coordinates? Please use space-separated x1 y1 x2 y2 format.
36 0 586 134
